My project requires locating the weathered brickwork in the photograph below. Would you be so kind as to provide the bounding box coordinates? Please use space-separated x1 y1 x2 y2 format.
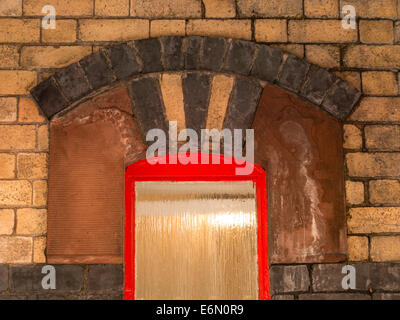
0 0 399 300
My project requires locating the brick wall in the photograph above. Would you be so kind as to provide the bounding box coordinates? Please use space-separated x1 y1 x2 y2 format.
0 0 400 299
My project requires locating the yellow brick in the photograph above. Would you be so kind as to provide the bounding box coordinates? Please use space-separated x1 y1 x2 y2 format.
0 209 14 235
159 74 185 132
0 0 22 16
24 0 93 16
365 125 400 151
304 0 338 18
369 180 400 204
95 0 129 16
371 236 400 262
237 0 302 17
346 152 400 177
340 0 397 18
0 45 19 68
396 22 400 43
79 19 149 41
206 75 235 131
17 153 48 179
18 98 45 123
272 44 304 58
42 20 77 43
360 20 394 44
0 71 36 95
0 19 40 42
255 19 287 43
187 19 251 40
0 236 32 263
0 153 15 179
0 180 32 206
0 125 36 150
346 180 364 204
33 180 47 206
306 45 340 68
130 0 201 18
335 71 361 90
33 236 46 263
343 124 362 149
21 46 91 69
362 72 398 95
16 208 46 236
37 124 49 150
150 20 185 37
344 45 400 68
289 20 357 43
203 0 236 18
350 97 400 122
0 97 17 122
347 236 369 261
348 207 400 233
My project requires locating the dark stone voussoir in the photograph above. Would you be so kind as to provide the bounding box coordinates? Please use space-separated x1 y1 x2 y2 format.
278 54 310 93
54 62 91 102
161 36 184 71
0 265 8 291
88 265 123 291
182 72 211 134
184 36 202 70
322 79 361 121
269 265 310 294
223 77 263 131
105 44 140 80
202 37 228 72
129 77 168 135
223 39 256 75
133 38 163 74
250 44 283 82
79 51 115 90
11 265 84 292
30 77 69 119
301 66 337 106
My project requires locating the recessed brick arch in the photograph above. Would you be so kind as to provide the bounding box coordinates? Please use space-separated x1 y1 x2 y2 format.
29 36 362 265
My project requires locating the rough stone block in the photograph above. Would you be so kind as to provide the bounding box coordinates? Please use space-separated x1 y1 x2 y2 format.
202 37 228 72
79 51 114 90
322 80 361 120
30 77 69 119
302 67 336 105
250 45 283 82
88 265 123 290
106 44 140 80
160 36 184 70
54 63 91 102
270 265 310 294
223 39 256 75
133 38 163 73
278 55 310 93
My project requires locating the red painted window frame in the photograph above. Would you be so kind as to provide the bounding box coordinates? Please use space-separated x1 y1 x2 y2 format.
124 153 270 300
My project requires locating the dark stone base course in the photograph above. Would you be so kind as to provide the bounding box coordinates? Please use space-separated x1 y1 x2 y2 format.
270 263 400 300
0 264 123 300
1 263 400 300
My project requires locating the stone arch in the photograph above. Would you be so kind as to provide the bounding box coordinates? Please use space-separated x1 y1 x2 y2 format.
31 36 361 121
30 36 362 264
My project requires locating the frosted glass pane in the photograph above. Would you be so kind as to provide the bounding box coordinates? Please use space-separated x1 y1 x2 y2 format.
135 181 258 300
